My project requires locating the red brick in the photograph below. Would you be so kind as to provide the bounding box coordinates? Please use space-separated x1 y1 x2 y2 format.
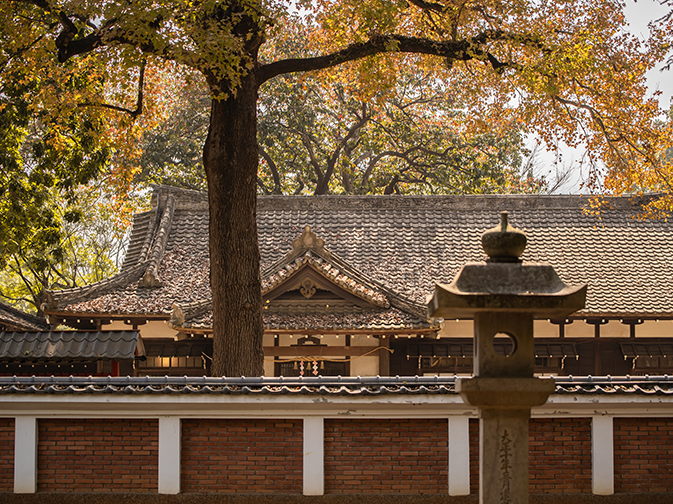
614 417 673 493
324 419 447 494
181 419 302 493
37 419 158 492
0 418 14 491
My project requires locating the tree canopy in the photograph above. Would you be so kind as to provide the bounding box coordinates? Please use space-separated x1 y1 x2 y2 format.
136 65 544 195
257 63 540 195
0 13 109 269
2 0 671 376
0 184 130 314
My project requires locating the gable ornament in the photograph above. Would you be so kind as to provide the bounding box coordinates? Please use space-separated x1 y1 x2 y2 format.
292 226 325 254
300 278 317 299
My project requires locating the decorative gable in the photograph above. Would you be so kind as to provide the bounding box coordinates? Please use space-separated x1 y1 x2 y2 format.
261 226 390 314
171 224 432 332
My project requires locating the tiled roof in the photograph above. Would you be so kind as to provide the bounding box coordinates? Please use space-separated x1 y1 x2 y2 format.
0 375 672 395
0 301 50 331
178 307 431 331
0 331 143 361
43 186 673 328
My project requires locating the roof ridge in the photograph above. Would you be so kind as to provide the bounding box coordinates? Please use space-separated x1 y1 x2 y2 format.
40 195 176 311
2 375 672 395
139 195 176 288
40 260 148 313
255 193 662 213
116 210 153 271
142 185 664 214
0 300 50 330
170 299 212 329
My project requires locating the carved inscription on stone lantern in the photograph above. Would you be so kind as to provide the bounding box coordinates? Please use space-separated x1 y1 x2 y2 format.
428 212 586 504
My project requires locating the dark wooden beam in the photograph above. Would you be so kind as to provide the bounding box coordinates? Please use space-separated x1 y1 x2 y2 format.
263 346 381 357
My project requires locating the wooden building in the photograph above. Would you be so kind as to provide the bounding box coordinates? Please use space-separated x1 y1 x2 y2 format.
39 185 673 377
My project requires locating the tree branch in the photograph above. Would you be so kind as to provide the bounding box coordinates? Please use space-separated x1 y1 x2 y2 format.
406 0 447 13
258 145 282 194
79 59 146 118
257 31 542 84
299 132 325 186
0 34 45 77
316 110 370 195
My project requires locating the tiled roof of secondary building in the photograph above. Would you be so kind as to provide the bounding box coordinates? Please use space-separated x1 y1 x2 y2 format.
1 375 672 396
41 185 673 328
0 301 50 332
0 331 143 361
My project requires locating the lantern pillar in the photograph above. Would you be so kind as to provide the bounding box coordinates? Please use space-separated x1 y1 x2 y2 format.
429 212 586 504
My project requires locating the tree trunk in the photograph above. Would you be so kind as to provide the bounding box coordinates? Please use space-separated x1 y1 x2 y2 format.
203 74 264 377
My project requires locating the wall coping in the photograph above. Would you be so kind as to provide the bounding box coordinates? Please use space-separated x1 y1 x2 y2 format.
0 376 672 418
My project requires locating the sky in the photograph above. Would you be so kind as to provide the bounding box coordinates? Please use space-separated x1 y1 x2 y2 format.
625 0 672 107
540 0 671 194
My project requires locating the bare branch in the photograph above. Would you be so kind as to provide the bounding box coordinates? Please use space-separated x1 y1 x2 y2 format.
316 112 370 194
258 145 282 194
299 132 324 185
79 59 146 118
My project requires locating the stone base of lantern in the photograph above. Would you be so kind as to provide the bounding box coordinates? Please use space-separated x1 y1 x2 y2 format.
457 377 556 504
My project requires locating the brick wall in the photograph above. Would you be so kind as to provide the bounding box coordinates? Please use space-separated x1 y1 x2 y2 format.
614 417 673 493
469 418 592 494
529 418 592 493
0 418 14 491
181 419 302 493
37 419 158 492
469 419 479 494
324 419 447 494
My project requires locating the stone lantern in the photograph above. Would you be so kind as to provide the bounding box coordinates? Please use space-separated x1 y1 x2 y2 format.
428 212 586 504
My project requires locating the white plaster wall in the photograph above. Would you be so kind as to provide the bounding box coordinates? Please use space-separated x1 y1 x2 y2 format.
263 333 276 376
104 320 132 331
349 334 376 346
350 356 378 376
437 320 473 338
104 320 179 339
158 417 181 494
141 321 181 339
565 321 595 338
533 320 559 337
637 320 673 337
348 335 380 376
600 320 630 338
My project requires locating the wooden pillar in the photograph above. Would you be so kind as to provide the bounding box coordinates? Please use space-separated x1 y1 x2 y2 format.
587 319 608 376
378 336 390 376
